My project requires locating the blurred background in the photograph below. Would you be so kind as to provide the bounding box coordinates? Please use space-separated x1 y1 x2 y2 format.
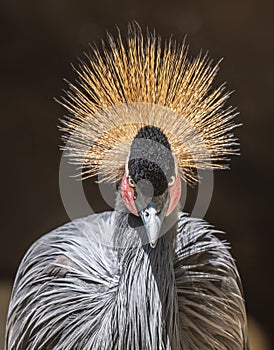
0 0 273 349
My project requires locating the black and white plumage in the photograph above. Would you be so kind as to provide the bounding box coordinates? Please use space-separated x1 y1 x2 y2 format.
6 211 248 349
5 24 248 349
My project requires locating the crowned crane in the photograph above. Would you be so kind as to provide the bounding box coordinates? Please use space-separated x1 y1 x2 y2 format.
5 24 248 349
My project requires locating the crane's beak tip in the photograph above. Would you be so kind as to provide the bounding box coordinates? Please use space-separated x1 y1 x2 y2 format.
139 196 169 247
150 240 158 248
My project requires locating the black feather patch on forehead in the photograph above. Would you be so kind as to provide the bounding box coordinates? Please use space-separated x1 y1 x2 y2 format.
128 126 175 196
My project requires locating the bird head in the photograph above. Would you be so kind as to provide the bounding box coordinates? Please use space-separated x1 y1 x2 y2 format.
60 24 240 247
121 125 181 247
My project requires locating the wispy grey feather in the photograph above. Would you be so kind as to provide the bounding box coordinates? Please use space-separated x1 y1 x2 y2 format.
5 211 248 349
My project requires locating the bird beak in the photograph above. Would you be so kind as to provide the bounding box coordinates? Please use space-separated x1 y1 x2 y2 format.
138 191 170 248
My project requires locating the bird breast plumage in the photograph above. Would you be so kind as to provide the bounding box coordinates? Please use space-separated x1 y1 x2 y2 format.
6 212 248 349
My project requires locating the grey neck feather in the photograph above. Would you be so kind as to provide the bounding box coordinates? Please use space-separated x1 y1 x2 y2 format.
111 191 182 348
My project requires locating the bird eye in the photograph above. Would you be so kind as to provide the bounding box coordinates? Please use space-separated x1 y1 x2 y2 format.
128 176 136 188
168 175 176 187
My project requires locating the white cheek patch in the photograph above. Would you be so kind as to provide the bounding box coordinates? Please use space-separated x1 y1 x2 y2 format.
166 154 181 216
125 154 130 177
173 153 179 176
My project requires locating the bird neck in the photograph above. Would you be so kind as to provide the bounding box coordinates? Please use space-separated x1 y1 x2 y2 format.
113 194 181 347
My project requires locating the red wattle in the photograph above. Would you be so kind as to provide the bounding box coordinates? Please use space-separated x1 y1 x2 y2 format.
121 173 181 217
121 174 139 216
166 174 181 216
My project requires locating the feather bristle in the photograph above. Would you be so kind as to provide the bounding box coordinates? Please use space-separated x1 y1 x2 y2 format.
60 23 239 184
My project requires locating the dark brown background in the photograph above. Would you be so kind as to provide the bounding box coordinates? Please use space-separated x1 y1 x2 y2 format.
0 0 273 347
